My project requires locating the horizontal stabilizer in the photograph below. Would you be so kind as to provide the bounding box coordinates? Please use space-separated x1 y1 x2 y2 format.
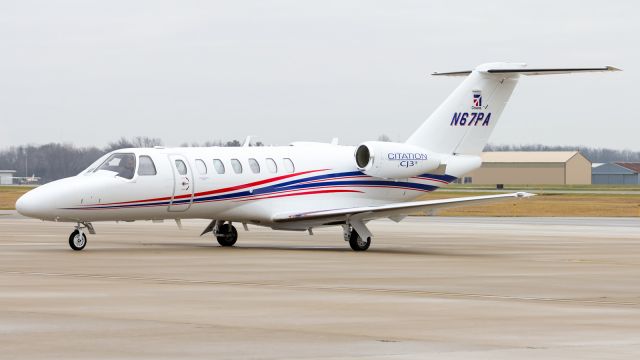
433 66 620 77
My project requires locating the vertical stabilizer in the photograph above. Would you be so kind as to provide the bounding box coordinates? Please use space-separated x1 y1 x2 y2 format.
406 63 619 155
406 62 522 155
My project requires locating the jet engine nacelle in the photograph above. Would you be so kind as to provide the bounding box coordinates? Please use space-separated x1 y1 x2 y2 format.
354 141 441 179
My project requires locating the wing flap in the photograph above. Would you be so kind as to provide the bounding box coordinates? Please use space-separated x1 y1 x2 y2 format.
272 192 535 224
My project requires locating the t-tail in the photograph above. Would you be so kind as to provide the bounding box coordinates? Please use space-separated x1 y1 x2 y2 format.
405 62 620 156
355 62 617 181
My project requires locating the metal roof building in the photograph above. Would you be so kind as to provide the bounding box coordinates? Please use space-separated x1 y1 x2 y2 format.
465 151 591 185
592 162 640 184
0 170 16 185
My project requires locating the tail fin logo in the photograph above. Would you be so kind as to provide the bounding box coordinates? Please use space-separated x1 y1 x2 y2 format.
472 90 482 109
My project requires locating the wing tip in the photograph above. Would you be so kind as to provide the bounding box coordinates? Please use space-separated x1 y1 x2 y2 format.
431 70 472 77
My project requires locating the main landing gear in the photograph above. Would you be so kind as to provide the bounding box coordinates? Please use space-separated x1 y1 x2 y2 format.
68 222 95 251
200 220 239 247
216 223 238 247
343 220 373 251
348 230 371 251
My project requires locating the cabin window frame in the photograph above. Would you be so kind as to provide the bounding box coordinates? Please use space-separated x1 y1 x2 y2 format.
213 159 225 174
283 158 295 173
230 159 243 174
248 158 260 174
265 158 277 173
195 159 208 175
175 159 188 175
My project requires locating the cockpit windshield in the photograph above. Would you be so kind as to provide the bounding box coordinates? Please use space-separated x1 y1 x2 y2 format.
81 153 110 175
94 153 136 179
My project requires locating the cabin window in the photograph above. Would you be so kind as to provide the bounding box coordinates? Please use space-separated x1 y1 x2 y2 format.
95 153 136 180
213 159 225 174
231 159 243 174
175 159 188 175
266 158 277 173
195 159 207 175
248 158 260 173
138 156 157 176
283 158 295 173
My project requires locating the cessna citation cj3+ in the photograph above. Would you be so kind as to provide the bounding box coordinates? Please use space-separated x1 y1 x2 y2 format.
16 63 619 251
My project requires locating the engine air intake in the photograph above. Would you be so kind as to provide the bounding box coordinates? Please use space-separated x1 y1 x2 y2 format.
355 145 371 169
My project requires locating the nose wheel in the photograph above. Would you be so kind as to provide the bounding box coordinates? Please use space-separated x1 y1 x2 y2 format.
68 222 94 251
69 229 87 251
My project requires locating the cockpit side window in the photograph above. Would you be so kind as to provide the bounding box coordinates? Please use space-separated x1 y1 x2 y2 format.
138 155 157 176
95 153 136 179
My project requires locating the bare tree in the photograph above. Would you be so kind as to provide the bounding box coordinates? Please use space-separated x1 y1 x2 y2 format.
105 136 162 152
225 140 242 147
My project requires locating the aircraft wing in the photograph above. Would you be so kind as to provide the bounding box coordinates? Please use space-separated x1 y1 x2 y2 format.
272 192 535 225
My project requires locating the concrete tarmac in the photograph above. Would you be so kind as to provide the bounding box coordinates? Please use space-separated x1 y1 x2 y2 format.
1 214 640 359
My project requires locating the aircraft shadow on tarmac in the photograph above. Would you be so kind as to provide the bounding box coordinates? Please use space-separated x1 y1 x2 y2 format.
32 241 500 257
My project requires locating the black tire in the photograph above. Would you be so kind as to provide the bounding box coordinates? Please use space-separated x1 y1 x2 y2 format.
349 230 371 251
68 230 87 251
216 224 238 247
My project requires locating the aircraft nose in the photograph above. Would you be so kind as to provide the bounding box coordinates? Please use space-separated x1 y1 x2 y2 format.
15 187 54 219
16 191 39 218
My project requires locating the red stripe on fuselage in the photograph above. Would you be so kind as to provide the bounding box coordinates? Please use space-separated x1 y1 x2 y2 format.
84 169 329 207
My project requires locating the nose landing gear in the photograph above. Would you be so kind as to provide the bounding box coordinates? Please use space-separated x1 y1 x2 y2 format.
69 230 86 251
68 222 95 251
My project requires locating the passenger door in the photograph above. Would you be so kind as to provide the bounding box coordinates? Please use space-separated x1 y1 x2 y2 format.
168 154 194 212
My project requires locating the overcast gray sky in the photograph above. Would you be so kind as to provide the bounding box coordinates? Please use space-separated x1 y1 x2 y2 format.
1 0 637 150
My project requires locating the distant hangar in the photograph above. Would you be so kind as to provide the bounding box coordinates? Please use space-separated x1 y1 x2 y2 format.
592 163 640 185
464 151 591 185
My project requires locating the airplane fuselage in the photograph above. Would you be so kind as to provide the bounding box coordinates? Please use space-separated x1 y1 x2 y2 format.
17 143 457 230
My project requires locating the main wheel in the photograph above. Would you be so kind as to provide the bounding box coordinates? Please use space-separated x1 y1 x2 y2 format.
68 230 87 251
216 223 238 247
349 229 371 251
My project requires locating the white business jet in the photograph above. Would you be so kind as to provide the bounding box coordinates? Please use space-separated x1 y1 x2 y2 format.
16 63 618 251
